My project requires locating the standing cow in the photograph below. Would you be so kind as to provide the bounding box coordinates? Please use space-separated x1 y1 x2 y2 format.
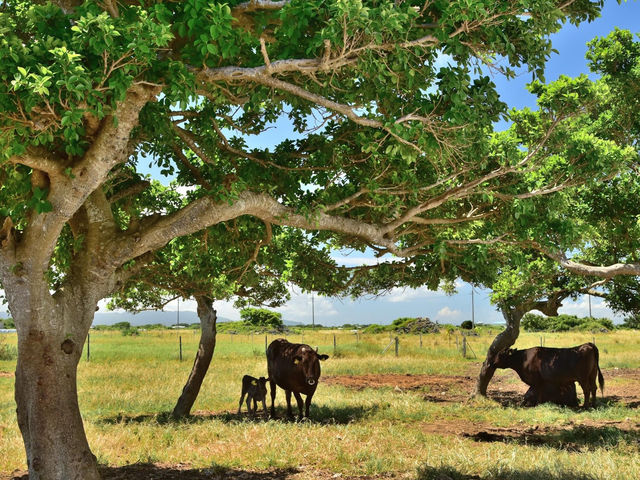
489 342 604 407
266 338 329 420
238 375 268 417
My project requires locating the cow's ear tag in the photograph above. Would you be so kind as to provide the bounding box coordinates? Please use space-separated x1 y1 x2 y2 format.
293 359 300 365
251 380 257 386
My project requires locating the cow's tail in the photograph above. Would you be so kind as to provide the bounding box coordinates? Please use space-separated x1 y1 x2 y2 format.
594 343 605 395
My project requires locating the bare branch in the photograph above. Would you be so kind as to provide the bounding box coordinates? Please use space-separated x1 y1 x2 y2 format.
233 0 288 13
546 251 640 279
107 181 151 203
7 149 64 176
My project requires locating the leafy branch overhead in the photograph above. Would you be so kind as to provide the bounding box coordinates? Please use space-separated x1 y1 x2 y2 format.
2 0 634 302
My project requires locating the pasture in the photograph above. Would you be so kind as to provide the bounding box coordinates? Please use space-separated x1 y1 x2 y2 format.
1 328 639 480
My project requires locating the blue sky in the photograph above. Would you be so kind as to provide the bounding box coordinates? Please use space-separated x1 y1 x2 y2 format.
2 1 638 325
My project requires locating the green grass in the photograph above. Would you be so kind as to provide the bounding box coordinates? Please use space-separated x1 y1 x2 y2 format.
0 329 639 478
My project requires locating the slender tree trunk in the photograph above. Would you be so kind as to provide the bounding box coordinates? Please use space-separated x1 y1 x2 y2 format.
172 296 217 418
13 298 100 480
474 304 524 397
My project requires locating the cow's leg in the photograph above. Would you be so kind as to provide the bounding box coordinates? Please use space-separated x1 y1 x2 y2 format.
238 391 246 414
262 398 268 419
252 398 258 414
285 390 294 418
293 392 304 420
304 392 314 418
269 380 277 418
578 381 592 408
246 396 253 415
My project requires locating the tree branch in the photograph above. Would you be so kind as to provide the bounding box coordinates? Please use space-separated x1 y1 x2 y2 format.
546 251 640 278
17 84 159 274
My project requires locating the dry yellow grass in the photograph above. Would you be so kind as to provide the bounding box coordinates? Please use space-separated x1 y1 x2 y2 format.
0 328 639 479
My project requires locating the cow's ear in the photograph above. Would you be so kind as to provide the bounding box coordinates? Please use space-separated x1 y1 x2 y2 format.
318 354 329 361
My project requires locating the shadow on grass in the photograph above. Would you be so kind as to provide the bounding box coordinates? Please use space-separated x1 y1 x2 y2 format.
98 403 381 426
418 464 599 480
487 390 636 410
101 464 299 480
6 465 300 480
463 424 640 452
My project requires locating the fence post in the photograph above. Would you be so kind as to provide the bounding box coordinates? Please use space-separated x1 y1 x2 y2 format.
394 336 399 356
462 336 467 358
455 332 459 350
540 336 543 347
86 333 90 362
333 334 337 355
356 331 360 343
179 336 183 361
265 335 268 354
420 333 423 348
592 336 596 345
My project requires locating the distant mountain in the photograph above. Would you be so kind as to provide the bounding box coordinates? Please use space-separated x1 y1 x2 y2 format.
283 319 304 326
93 311 234 326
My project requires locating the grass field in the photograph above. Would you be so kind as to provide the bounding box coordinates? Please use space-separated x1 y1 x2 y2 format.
1 328 639 479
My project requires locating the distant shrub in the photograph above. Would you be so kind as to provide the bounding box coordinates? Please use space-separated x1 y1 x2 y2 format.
522 313 614 332
622 314 640 329
121 327 140 336
1 317 15 329
113 321 132 330
362 324 389 334
0 336 17 360
460 320 473 330
240 308 283 328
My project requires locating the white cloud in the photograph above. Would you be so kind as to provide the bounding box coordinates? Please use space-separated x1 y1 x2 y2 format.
274 291 338 323
557 296 615 317
175 185 197 196
330 252 396 267
331 255 380 267
383 286 451 303
436 306 462 320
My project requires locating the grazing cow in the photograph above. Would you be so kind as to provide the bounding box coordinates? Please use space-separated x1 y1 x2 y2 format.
489 342 604 407
266 338 329 420
238 375 268 417
522 382 578 407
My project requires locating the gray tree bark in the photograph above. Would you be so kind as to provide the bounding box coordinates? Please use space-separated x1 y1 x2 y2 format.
474 304 524 397
172 296 217 418
12 292 100 480
474 293 565 397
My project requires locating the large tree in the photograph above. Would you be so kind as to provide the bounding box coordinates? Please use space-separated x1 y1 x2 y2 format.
0 1 623 478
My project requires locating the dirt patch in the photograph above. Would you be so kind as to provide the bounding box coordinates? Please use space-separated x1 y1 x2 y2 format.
324 368 640 408
0 371 13 378
2 465 403 480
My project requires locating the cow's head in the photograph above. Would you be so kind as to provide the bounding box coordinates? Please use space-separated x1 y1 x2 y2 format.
293 347 329 386
489 348 516 369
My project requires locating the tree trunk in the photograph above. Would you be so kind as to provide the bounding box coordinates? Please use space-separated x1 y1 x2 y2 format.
474 304 524 397
172 296 217 418
13 300 100 480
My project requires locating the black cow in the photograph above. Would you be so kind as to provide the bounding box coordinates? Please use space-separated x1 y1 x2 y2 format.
238 375 268 417
266 338 329 420
523 382 578 407
489 342 604 408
